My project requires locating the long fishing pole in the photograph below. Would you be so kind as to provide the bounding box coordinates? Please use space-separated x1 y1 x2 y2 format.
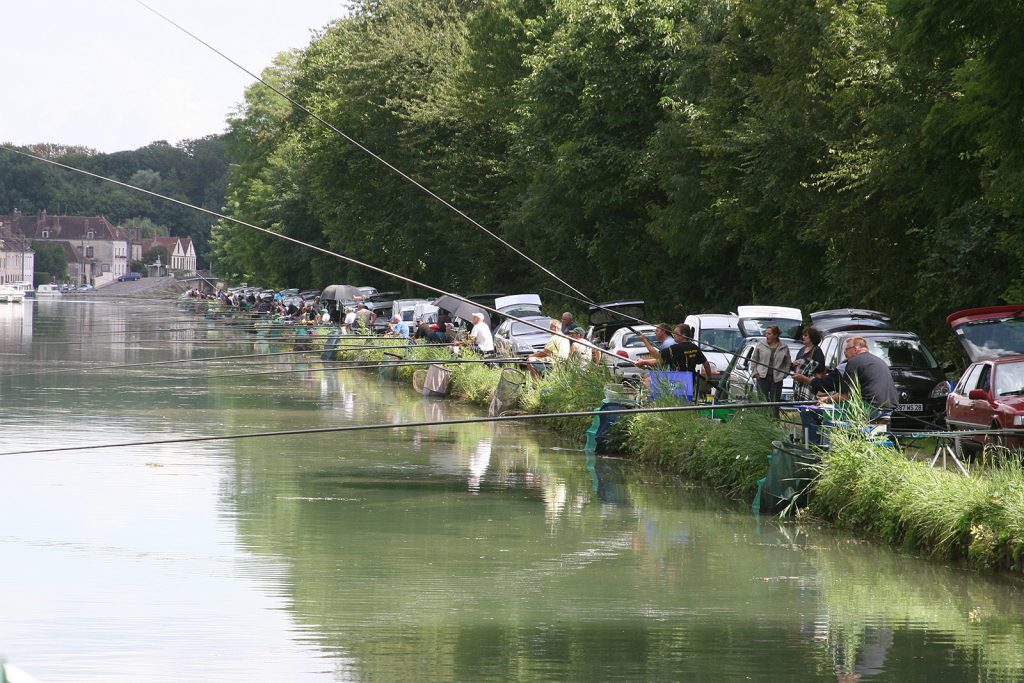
133 0 593 305
0 400 816 457
0 343 451 379
201 357 528 380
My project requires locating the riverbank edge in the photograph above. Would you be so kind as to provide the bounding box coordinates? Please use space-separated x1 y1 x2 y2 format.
327 333 1024 572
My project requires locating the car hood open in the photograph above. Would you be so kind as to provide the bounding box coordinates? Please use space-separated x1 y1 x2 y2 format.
946 305 1024 362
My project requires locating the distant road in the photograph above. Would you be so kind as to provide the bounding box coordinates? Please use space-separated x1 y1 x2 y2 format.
85 276 186 299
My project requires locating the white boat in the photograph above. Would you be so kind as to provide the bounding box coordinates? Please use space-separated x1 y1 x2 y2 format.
0 285 25 303
9 281 34 298
35 284 62 297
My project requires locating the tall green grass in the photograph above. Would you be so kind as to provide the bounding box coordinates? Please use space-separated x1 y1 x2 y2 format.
810 402 1024 569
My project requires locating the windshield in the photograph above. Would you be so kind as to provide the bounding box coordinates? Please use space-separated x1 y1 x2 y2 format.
959 317 1024 360
996 361 1024 396
511 319 553 336
621 332 658 348
701 328 745 352
865 338 938 369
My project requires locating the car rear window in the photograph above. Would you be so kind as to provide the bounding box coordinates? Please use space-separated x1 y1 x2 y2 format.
866 338 938 369
511 319 553 335
702 328 745 352
622 332 658 348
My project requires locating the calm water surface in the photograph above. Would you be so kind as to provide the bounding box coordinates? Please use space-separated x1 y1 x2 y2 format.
1 299 1023 681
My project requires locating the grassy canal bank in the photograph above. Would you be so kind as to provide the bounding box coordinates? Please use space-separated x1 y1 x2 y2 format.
334 337 1024 574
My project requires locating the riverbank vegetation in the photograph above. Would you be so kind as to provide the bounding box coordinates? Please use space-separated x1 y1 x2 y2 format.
332 336 1024 572
207 0 1024 360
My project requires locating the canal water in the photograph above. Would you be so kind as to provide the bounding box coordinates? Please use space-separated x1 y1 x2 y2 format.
1 299 1023 682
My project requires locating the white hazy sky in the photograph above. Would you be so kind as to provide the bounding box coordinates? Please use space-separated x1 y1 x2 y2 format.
2 1 348 153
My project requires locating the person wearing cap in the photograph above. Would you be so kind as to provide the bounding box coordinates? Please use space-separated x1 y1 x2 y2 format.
388 314 410 338
343 306 357 334
470 312 494 356
568 326 601 366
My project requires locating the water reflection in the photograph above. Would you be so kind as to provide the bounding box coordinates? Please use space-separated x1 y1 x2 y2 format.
2 301 1024 681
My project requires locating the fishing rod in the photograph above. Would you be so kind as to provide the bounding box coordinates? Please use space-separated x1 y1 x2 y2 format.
0 400 817 457
0 343 451 380
201 357 530 380
0 146 612 365
134 0 593 305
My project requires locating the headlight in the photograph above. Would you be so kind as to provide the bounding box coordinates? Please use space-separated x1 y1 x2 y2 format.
929 380 951 399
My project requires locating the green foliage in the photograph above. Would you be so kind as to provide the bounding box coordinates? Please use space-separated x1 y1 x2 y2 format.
31 241 67 282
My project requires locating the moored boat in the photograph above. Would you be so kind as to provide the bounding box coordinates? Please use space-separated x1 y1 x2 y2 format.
0 285 25 303
35 284 62 297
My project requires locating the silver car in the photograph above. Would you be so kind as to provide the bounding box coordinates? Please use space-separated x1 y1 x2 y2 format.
494 316 556 357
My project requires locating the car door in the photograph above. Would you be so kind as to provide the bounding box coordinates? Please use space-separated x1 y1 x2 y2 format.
969 363 997 428
948 364 984 429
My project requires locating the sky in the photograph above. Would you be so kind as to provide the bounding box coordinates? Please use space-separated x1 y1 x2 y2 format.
2 1 348 153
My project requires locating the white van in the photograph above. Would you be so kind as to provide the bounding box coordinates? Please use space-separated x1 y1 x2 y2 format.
683 313 742 382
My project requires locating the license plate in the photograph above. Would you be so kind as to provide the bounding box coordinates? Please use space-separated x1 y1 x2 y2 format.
898 403 923 412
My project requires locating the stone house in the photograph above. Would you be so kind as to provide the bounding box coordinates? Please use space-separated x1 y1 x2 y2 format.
0 222 34 285
0 211 129 286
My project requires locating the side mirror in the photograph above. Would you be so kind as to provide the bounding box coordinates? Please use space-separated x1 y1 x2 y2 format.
968 388 990 401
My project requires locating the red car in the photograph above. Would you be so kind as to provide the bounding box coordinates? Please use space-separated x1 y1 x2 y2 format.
945 305 1024 449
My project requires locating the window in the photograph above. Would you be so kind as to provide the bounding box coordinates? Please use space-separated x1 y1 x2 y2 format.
86 231 94 239
85 246 94 258
957 364 983 395
41 230 49 238
977 364 992 392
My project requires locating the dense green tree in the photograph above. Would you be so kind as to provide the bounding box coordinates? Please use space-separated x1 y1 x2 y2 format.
31 241 67 284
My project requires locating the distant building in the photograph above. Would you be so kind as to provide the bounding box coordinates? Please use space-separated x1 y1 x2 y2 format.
0 210 128 286
0 222 34 285
139 236 197 274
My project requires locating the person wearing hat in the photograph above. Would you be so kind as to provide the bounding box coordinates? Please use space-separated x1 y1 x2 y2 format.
343 306 357 334
568 326 601 366
470 312 494 356
388 314 410 338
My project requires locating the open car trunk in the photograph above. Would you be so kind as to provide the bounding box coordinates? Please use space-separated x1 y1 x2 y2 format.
947 305 1024 362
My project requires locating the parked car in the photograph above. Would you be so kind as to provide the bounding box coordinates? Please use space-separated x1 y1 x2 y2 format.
76 284 94 292
118 272 142 282
945 305 1024 450
684 313 743 386
586 300 647 346
601 324 658 378
818 330 949 428
494 316 556 358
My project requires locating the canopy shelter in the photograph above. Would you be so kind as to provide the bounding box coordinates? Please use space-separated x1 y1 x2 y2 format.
321 284 363 302
432 294 490 326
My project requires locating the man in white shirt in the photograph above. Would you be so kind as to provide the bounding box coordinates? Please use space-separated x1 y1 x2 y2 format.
470 312 494 356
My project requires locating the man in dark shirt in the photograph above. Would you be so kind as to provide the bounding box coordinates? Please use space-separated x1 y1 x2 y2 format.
662 324 712 376
822 336 899 418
